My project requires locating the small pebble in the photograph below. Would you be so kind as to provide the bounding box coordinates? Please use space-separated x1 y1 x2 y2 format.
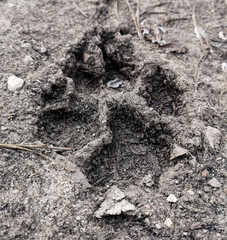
40 45 47 53
204 186 210 192
23 55 33 65
1 126 7 131
166 194 178 203
21 43 31 48
202 169 209 177
187 189 195 195
144 218 150 225
208 177 221 188
106 78 123 88
189 156 198 168
223 186 227 194
142 174 154 187
155 223 161 229
170 144 188 160
164 218 173 228
7 75 24 91
204 126 221 149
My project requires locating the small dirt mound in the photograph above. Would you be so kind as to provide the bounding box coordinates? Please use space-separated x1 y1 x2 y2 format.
61 28 135 94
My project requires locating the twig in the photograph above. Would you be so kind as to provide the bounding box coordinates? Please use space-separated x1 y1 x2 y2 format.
149 11 167 15
219 88 227 107
192 5 205 53
165 0 173 14
13 143 73 151
136 0 140 29
0 113 17 118
75 4 88 18
149 2 171 9
192 5 211 53
124 0 143 39
194 50 209 84
161 17 188 25
219 66 227 106
141 1 171 16
140 11 167 16
113 0 121 21
0 143 75 172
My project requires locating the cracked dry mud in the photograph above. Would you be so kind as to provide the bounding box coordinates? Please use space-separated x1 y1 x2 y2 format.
0 0 226 239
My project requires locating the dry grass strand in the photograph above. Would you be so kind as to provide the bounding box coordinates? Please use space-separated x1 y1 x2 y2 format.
124 0 143 39
0 143 75 172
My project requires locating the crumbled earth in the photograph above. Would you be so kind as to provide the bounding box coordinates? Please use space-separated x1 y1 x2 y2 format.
0 0 226 239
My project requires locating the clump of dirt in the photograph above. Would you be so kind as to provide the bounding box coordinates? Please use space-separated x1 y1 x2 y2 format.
60 27 136 94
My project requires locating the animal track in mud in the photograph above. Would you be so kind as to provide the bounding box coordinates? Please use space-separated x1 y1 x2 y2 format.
61 29 135 94
36 27 186 187
43 82 67 104
140 65 183 116
83 106 172 187
36 103 99 150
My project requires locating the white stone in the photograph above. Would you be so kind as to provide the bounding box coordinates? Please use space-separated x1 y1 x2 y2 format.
7 75 24 91
94 186 137 218
166 194 178 203
144 218 150 225
222 62 227 72
21 43 31 48
1 126 7 131
187 189 195 195
142 174 154 187
40 45 47 53
204 126 221 149
170 144 188 160
164 218 173 228
208 177 221 188
155 223 161 229
23 55 33 64
219 32 227 41
105 199 136 216
0 15 11 34
107 78 123 88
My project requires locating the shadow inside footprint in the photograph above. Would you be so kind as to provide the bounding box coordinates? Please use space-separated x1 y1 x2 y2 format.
36 103 99 150
141 65 183 116
83 107 171 187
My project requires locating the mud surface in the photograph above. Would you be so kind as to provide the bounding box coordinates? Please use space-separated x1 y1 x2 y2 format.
0 0 226 239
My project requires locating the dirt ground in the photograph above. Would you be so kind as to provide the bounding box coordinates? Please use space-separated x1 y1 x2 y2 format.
0 0 226 239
